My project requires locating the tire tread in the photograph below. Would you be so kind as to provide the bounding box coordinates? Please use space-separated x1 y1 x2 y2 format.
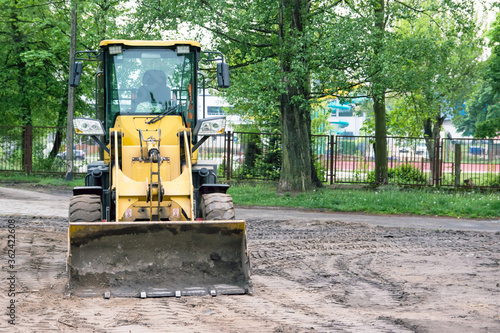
200 193 235 220
69 194 102 222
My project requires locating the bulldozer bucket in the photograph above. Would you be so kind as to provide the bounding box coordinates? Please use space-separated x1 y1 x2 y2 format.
66 221 252 298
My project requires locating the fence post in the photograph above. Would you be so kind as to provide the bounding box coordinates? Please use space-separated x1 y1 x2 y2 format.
333 135 338 183
433 138 441 186
329 134 334 185
439 138 444 186
24 126 33 174
222 131 227 180
454 143 461 187
226 131 232 181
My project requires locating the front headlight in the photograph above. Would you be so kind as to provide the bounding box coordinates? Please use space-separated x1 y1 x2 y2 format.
194 116 226 136
73 118 105 136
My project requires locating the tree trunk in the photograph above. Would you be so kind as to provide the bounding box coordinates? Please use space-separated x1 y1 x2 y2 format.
373 94 388 183
423 115 445 185
278 0 313 192
280 95 313 191
372 0 388 184
49 101 67 160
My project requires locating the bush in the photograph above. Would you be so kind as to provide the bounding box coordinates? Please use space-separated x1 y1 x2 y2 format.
314 155 327 182
488 174 500 187
368 164 427 184
237 135 281 180
243 135 262 171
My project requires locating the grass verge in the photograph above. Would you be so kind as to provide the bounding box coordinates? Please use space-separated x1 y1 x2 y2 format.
1 175 498 219
0 173 84 189
229 183 500 219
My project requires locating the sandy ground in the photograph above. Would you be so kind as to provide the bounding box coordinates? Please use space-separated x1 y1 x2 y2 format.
0 186 499 332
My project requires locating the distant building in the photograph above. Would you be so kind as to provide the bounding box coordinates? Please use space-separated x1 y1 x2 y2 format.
198 93 369 135
197 89 240 131
442 118 470 139
327 99 366 136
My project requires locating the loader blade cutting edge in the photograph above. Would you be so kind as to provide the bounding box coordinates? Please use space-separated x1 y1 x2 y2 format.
67 221 252 298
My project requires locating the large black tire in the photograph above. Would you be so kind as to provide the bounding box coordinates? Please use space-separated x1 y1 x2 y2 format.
69 194 102 222
199 193 235 220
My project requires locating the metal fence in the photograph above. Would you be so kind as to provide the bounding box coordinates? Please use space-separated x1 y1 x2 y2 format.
1 125 500 188
0 126 100 174
215 132 500 188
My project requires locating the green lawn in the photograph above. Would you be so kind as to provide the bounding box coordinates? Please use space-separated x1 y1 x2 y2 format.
1 174 498 219
229 183 500 219
0 173 84 188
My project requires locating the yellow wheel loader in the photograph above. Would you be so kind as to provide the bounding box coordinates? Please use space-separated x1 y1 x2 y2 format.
67 40 251 298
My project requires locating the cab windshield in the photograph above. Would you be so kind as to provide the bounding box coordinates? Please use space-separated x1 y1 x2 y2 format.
105 47 196 128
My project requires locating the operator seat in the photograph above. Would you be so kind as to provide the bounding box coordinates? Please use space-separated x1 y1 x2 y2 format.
134 70 172 109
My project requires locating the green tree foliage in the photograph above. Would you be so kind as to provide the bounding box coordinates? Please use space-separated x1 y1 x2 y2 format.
0 0 77 167
134 0 332 191
390 22 482 149
401 7 481 182
454 79 497 137
340 1 481 184
0 0 133 126
0 0 486 184
0 0 70 127
486 5 500 91
456 9 500 138
391 5 482 131
0 0 134 170
132 0 483 189
225 59 282 133
324 1 481 184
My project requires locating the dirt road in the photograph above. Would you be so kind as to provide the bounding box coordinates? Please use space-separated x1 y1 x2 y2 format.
1 186 499 332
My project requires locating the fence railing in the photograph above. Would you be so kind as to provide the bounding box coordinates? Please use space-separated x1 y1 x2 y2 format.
0 125 100 174
1 125 499 188
215 132 500 188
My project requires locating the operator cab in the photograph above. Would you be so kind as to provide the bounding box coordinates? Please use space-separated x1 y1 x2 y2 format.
70 40 229 148
101 41 200 132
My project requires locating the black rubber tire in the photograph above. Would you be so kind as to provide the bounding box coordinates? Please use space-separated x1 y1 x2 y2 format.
199 193 235 220
69 194 102 222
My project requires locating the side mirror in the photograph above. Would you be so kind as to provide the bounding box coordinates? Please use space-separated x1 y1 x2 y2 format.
69 61 83 87
217 62 230 88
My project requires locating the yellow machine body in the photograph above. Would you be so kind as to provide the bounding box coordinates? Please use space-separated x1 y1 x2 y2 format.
67 40 251 298
109 115 192 222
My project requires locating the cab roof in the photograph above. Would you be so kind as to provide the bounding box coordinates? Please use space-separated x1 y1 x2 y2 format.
99 40 201 48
